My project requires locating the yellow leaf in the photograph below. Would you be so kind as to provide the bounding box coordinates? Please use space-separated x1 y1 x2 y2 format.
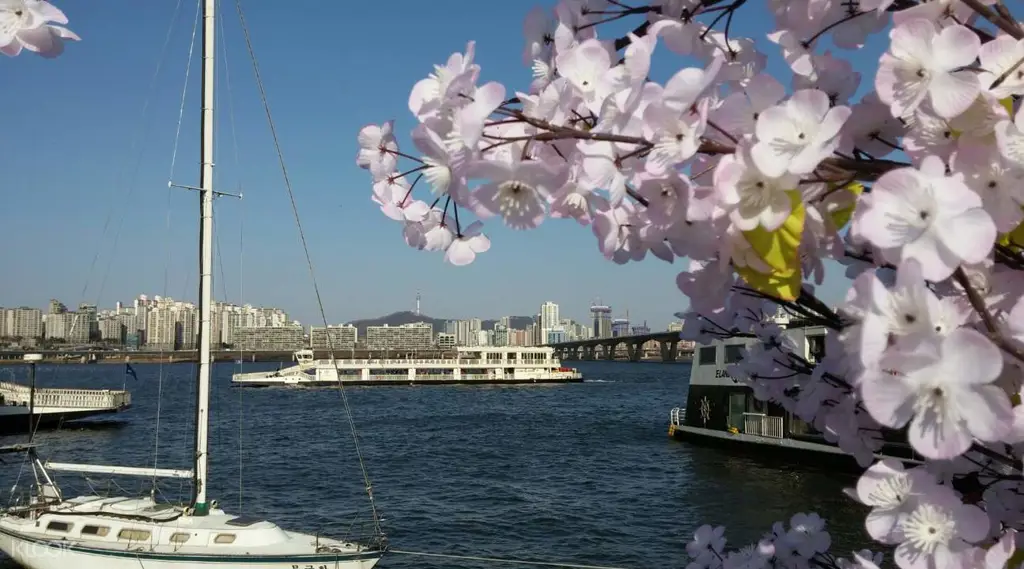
734 268 804 302
734 191 805 302
998 215 1024 249
827 182 864 232
1000 96 1015 116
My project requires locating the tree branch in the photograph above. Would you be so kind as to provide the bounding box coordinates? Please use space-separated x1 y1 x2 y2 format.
961 0 1024 39
953 267 1024 365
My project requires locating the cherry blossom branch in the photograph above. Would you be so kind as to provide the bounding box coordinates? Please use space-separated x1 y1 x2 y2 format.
610 0 735 51
383 147 425 164
700 0 747 42
802 10 868 48
961 0 1024 39
400 174 423 206
452 201 463 236
577 5 654 32
953 267 1024 366
968 442 1020 472
492 105 910 182
990 53 1024 90
995 243 1024 271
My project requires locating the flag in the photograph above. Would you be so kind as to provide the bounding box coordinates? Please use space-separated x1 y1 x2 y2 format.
125 363 138 382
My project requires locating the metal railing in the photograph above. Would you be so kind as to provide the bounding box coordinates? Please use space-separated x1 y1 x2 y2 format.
670 407 685 426
0 382 131 410
742 413 784 438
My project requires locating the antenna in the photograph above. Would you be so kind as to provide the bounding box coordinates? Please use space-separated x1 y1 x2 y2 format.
415 291 421 316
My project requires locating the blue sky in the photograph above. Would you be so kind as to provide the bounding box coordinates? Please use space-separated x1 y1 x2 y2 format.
1 1 887 329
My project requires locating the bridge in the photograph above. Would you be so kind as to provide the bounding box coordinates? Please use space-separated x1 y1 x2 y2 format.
546 331 694 362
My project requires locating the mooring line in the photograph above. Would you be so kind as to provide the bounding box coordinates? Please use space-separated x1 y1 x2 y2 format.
387 549 634 569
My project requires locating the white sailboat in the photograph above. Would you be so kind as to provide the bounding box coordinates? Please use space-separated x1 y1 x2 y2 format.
0 1 385 567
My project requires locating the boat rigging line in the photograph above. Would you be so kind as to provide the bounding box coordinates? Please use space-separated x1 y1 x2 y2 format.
387 549 637 569
231 0 385 542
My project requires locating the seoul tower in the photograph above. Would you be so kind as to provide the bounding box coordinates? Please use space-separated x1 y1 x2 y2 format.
415 291 421 316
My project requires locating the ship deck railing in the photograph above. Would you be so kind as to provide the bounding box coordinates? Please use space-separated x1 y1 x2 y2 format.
742 412 784 439
0 382 131 410
670 407 685 426
309 358 559 367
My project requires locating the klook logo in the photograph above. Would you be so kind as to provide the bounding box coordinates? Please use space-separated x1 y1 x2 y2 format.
13 539 73 559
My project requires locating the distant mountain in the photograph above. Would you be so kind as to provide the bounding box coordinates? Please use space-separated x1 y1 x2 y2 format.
347 311 535 337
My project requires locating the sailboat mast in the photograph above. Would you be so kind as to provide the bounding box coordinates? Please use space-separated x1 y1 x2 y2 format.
192 0 216 516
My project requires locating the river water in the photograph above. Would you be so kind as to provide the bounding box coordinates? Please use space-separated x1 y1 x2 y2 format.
0 360 873 568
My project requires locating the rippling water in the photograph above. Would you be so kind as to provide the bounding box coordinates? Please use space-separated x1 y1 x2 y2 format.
0 360 873 568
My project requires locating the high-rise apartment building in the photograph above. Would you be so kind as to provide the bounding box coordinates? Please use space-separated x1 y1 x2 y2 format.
591 302 613 339
309 324 357 350
0 307 44 339
365 322 433 351
233 325 304 351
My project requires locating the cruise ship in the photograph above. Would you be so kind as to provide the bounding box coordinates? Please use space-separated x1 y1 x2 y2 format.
669 318 920 470
232 346 583 387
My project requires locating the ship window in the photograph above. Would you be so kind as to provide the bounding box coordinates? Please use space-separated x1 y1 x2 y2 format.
214 533 237 544
807 335 826 362
170 532 191 543
118 529 151 541
81 524 109 536
46 520 72 533
724 344 745 364
698 346 717 365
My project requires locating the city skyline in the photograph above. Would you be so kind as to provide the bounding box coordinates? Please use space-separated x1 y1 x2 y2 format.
1 296 644 353
0 292 665 333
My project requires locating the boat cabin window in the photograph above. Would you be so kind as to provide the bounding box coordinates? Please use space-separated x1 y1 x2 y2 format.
807 335 826 362
169 532 191 543
118 529 151 541
214 533 237 544
724 344 746 364
46 520 72 533
80 524 109 537
697 346 717 366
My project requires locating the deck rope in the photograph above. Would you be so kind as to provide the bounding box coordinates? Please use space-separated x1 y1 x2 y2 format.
387 549 635 569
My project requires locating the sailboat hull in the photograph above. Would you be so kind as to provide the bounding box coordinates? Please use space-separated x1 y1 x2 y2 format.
0 528 381 569
0 497 382 569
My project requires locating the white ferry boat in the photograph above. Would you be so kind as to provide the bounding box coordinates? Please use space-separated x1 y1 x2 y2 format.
669 320 920 470
0 381 131 435
232 346 584 387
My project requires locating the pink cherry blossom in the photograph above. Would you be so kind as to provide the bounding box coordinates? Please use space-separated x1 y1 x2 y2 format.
356 122 399 182
978 35 1024 100
714 142 800 232
875 20 981 119
0 0 77 58
893 483 989 569
443 221 490 266
348 4 1024 561
854 155 996 281
751 89 851 177
468 157 557 230
860 327 1012 459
